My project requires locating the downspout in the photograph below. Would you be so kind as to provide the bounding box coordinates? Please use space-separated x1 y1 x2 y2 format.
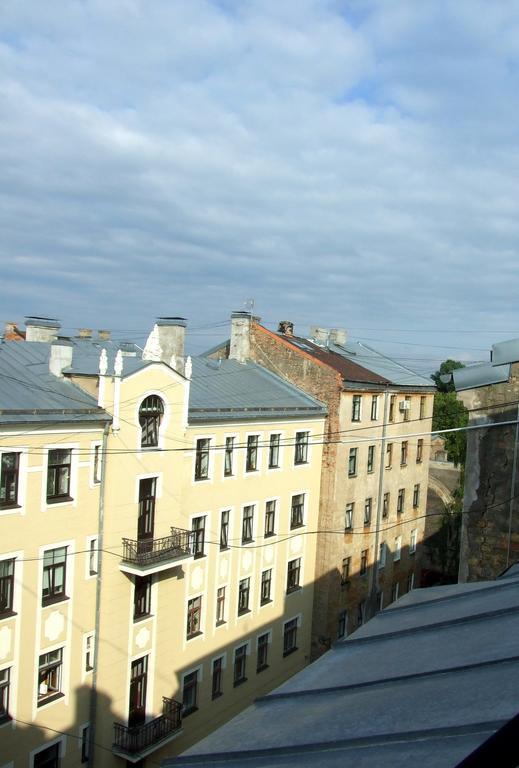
506 404 519 568
369 386 390 619
88 420 110 767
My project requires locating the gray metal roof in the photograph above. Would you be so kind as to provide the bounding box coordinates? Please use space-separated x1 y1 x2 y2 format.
330 340 434 388
0 342 110 424
188 358 327 422
169 571 519 768
453 362 511 391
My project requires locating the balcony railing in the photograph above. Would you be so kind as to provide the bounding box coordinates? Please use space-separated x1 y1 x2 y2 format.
113 697 182 758
121 528 194 569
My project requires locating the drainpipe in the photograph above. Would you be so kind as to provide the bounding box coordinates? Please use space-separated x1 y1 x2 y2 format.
88 421 110 768
506 404 519 568
368 386 390 619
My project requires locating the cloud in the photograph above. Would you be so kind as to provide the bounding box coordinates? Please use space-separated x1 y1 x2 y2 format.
1 0 519 368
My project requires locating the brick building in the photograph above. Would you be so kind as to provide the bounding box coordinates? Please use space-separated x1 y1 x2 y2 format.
208 313 435 656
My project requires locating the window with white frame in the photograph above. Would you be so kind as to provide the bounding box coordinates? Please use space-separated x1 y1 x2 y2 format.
182 669 199 714
367 445 375 473
0 559 15 616
242 505 254 543
364 498 372 526
0 667 11 722
290 494 305 529
33 741 62 768
382 492 390 518
187 596 202 638
392 582 400 602
191 515 206 558
212 657 224 699
93 445 102 484
246 435 259 472
348 447 358 477
417 438 424 463
352 395 362 422
224 437 234 477
394 536 402 562
46 449 72 502
38 648 63 705
360 549 368 575
371 395 379 421
238 578 250 615
283 618 298 656
233 644 247 686
220 510 230 550
88 538 98 577
264 500 276 537
345 503 354 531
194 438 210 480
397 488 405 515
410 529 417 554
84 634 94 673
269 434 281 468
0 453 20 509
260 569 272 605
337 610 347 639
413 483 420 508
80 724 90 763
216 586 226 624
294 432 309 464
378 542 387 569
286 558 301 593
134 575 152 620
257 633 269 672
42 547 67 605
139 395 164 448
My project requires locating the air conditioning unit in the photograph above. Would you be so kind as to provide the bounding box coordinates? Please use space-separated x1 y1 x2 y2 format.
399 400 411 411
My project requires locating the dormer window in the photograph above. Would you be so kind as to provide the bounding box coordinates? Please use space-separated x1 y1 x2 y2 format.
139 396 164 447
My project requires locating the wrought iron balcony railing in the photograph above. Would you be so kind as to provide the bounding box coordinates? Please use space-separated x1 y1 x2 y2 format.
121 528 194 568
113 697 182 757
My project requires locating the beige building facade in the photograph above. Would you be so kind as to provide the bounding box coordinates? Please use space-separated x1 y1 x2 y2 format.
1 317 326 767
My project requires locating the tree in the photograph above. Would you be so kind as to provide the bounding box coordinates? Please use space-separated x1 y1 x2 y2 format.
431 360 468 466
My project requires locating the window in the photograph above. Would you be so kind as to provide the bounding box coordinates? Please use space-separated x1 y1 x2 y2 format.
269 434 280 468
0 453 19 508
382 492 390 518
257 633 269 672
260 569 272 605
367 445 375 473
283 618 298 656
403 396 411 421
242 505 254 543
246 435 259 472
389 395 396 422
287 558 301 593
84 634 94 673
47 449 72 502
394 536 402 561
134 575 152 620
410 529 417 554
264 500 276 537
378 591 384 611
397 489 405 515
42 547 67 605
80 725 90 763
294 431 309 464
352 395 362 422
364 498 372 526
93 445 102 484
371 395 379 421
0 667 10 722
337 610 347 639
413 483 420 508
234 645 247 686
379 542 387 569
238 578 250 615
407 572 415 591
187 596 202 638
348 447 358 477
385 443 393 469
417 439 423 463
212 657 223 699
0 559 15 615
216 586 226 624
192 516 206 558
391 582 400 602
129 656 148 727
220 510 229 550
224 437 234 476
38 648 63 705
34 743 61 768
345 503 354 531
194 438 210 480
401 441 408 466
182 670 198 714
341 556 351 585
137 477 155 547
360 549 368 575
88 539 98 576
290 494 304 529
357 602 365 626
139 395 164 447
420 395 427 420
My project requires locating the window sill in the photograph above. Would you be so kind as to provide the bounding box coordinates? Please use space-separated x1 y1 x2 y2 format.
223 472 234 478
211 691 223 701
42 595 69 608
256 664 269 673
46 496 73 505
0 503 21 512
187 630 203 641
290 523 304 531
133 613 152 624
194 476 209 482
215 620 226 628
264 532 276 539
245 469 258 474
233 677 247 688
347 474 357 479
341 580 350 589
268 465 280 470
344 528 353 534
193 553 206 560
182 706 198 718
241 539 254 546
294 461 308 466
219 546 230 553
37 692 64 708
286 586 301 595
283 647 298 658
0 610 16 621
260 598 272 607
237 609 250 617
400 463 407 468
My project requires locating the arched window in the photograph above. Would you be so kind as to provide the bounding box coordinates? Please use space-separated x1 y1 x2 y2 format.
139 395 164 447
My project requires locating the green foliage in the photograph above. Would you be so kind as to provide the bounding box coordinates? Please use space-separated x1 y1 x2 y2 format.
431 360 468 466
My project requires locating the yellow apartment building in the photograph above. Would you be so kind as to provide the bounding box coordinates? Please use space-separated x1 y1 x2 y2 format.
1 316 326 767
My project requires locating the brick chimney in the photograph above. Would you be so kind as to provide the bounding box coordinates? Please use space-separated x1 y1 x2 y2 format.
143 317 187 374
78 328 93 339
25 316 61 342
3 322 25 341
97 330 111 342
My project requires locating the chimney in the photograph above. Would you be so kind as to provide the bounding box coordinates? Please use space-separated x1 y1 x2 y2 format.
229 311 258 363
25 316 61 343
49 339 74 377
78 328 92 339
3 322 25 341
98 330 111 342
143 317 187 374
278 320 294 337
329 328 347 346
310 326 330 346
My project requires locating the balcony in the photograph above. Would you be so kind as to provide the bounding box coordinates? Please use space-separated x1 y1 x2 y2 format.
119 528 194 576
113 697 182 762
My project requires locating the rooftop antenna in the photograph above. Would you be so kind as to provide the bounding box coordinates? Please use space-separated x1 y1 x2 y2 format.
244 298 255 314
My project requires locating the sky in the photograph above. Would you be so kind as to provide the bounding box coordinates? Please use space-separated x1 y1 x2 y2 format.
2 0 519 372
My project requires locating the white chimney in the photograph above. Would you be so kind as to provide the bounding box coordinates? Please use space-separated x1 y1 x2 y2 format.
25 316 61 342
49 340 73 377
329 328 347 346
229 311 259 363
310 326 330 346
143 317 187 374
